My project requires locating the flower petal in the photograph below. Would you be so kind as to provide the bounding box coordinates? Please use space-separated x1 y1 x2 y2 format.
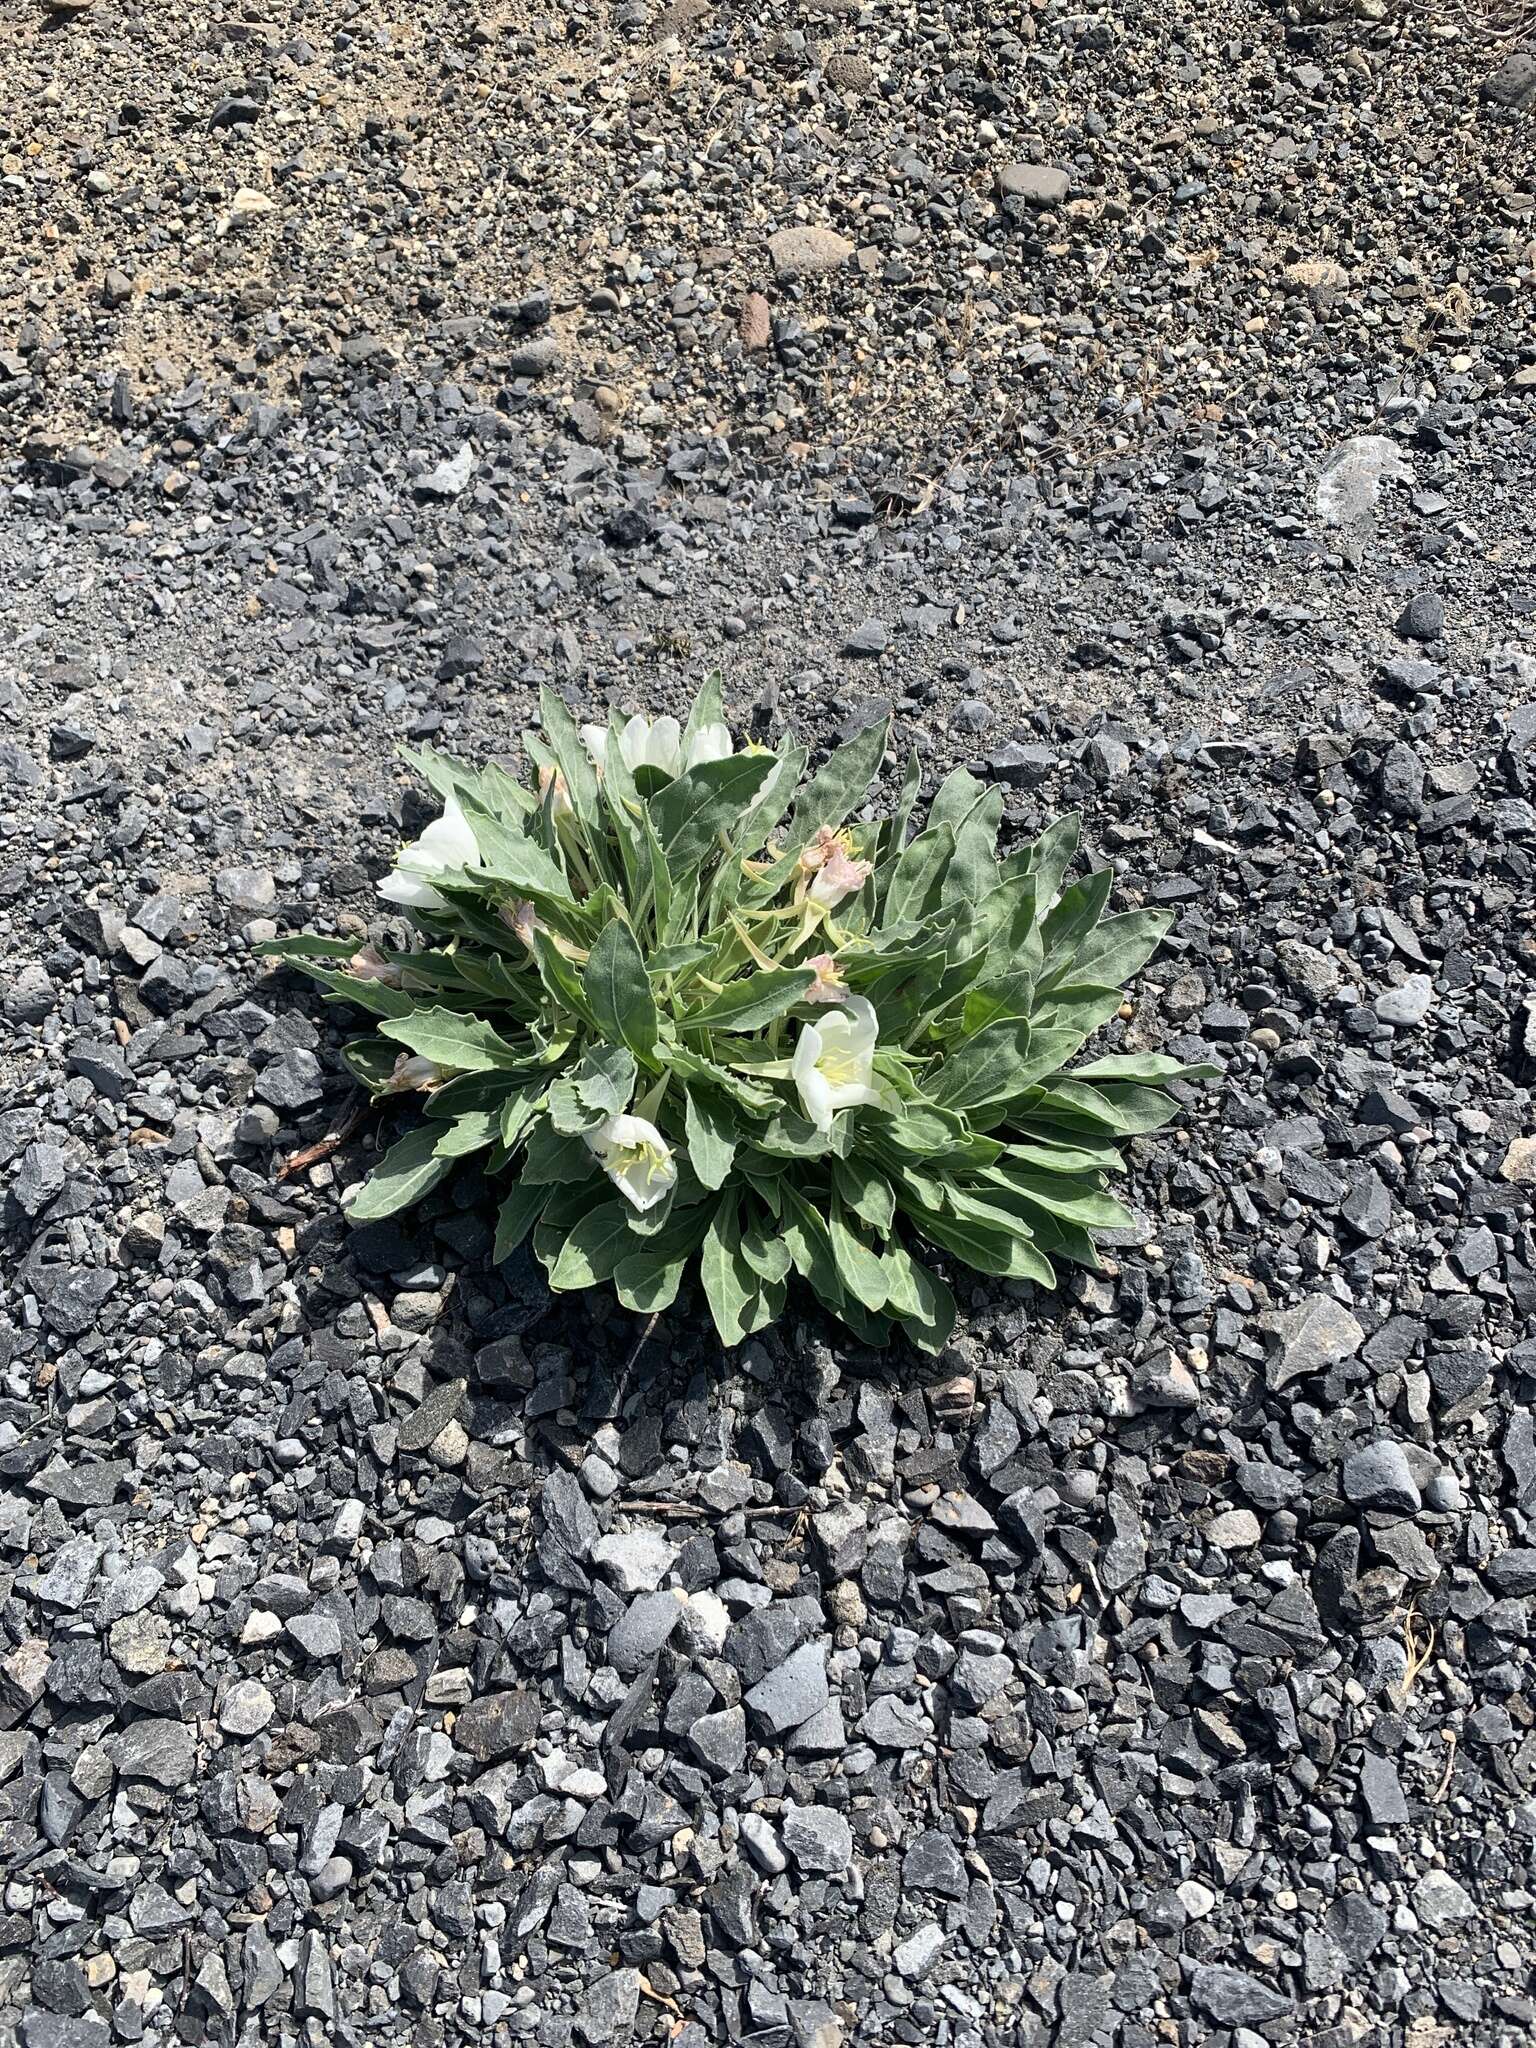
647 716 683 776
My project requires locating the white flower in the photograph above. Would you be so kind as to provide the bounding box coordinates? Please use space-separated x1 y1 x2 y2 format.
580 714 732 780
585 1113 678 1212
792 994 883 1133
378 794 480 911
685 720 732 767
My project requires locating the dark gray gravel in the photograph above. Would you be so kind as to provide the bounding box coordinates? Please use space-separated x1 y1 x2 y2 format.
3 1 1536 2044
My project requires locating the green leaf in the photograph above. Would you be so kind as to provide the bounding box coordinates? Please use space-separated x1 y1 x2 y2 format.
342 1037 399 1092
1033 983 1125 1043
584 917 659 1064
1003 812 1079 910
982 1165 1134 1231
400 743 536 822
380 1006 531 1073
780 1185 846 1307
548 1202 637 1289
493 1179 547 1259
1003 1130 1124 1174
432 1108 503 1157
640 804 674 944
700 1192 759 1346
648 941 713 977
829 1202 889 1312
927 765 990 835
548 1076 607 1135
910 1192 1056 1285
686 967 815 1034
740 1207 793 1284
1057 909 1172 992
833 1156 895 1232
529 928 598 1030
550 1044 638 1132
466 814 576 907
346 1123 456 1221
501 1089 542 1149
731 743 806 865
929 1018 1032 1114
684 1086 738 1191
1041 867 1114 957
613 1252 686 1314
649 754 776 873
260 933 359 964
292 964 417 1019
682 670 725 755
883 824 954 924
537 684 604 833
877 746 923 886
881 1245 956 1353
786 715 889 847
523 1116 600 1184
940 788 1004 910
575 1045 639 1116
1070 1053 1221 1084
1044 1078 1185 1135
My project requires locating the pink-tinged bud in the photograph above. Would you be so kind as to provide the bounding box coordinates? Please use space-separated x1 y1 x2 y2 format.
348 944 404 987
798 824 840 875
808 843 873 910
804 953 848 1003
538 764 573 819
500 899 543 948
381 1054 447 1094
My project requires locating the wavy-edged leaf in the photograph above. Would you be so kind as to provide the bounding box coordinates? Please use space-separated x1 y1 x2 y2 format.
1058 909 1172 992
584 917 659 1064
1069 1053 1221 1085
492 1180 546 1260
548 1202 637 1289
432 1108 503 1158
1040 867 1114 957
650 753 776 872
833 1156 895 1233
684 1086 738 1191
612 1253 688 1313
928 1018 1032 1113
523 1116 600 1185
346 1123 455 1221
883 823 954 925
380 1006 531 1073
882 1244 955 1353
686 967 815 1034
741 1206 793 1284
830 1202 889 1312
700 1191 759 1346
785 714 889 848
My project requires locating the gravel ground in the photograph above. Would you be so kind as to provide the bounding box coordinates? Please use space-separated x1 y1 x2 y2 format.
4 2 1536 2045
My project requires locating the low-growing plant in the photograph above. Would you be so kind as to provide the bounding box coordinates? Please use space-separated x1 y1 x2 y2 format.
263 680 1214 1352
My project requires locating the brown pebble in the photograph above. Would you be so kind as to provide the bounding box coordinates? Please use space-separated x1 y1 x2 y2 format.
739 292 772 351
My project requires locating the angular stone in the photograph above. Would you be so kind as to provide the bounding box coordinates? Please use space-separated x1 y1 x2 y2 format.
108 1717 197 1787
1189 1964 1291 2027
782 1802 853 1874
744 1640 829 1733
1260 1295 1365 1387
455 1690 539 1760
1342 1441 1421 1514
